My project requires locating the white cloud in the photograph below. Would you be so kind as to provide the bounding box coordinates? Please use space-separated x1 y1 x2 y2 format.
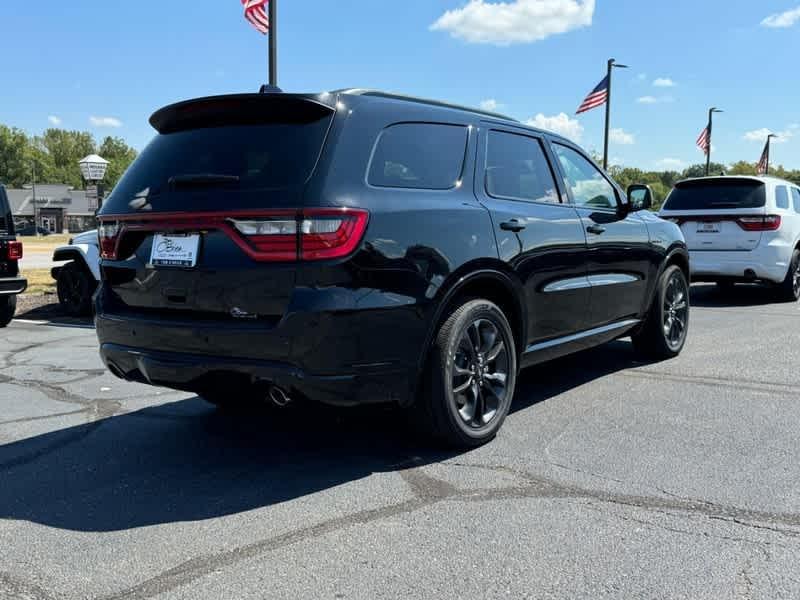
655 158 686 170
653 78 676 87
637 95 674 105
479 99 500 111
609 128 635 145
430 0 595 45
89 116 123 128
526 112 583 141
743 127 794 143
47 115 62 126
761 6 800 28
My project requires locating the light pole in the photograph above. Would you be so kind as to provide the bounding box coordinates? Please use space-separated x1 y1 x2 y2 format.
705 107 723 176
78 154 109 213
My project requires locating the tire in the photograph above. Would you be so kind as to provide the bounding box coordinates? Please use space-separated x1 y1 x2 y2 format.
632 265 690 360
414 299 517 448
57 261 96 317
0 295 16 328
776 249 800 303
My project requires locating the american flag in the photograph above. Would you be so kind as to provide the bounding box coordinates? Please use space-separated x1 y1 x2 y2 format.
242 0 269 34
696 126 710 155
756 139 770 175
576 76 609 114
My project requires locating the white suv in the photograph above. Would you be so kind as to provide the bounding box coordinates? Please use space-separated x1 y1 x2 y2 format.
660 176 800 301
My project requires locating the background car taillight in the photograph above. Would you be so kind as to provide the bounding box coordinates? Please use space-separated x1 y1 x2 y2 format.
7 241 22 261
98 222 121 259
736 215 781 232
229 209 369 262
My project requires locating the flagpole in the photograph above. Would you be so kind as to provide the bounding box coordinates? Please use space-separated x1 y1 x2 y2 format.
602 59 627 171
268 0 277 87
705 107 722 176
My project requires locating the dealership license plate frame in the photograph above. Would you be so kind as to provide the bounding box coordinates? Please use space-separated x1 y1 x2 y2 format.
697 222 721 234
150 233 201 268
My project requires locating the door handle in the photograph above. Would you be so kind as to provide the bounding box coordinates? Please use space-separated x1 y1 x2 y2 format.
500 219 526 233
586 224 606 235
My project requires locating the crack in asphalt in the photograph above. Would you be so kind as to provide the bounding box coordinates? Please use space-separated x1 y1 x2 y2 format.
623 369 800 396
0 571 58 600
94 459 800 600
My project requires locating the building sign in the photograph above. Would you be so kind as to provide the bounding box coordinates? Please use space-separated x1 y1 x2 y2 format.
32 196 72 205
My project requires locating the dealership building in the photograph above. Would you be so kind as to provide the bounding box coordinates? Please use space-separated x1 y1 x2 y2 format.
6 184 97 234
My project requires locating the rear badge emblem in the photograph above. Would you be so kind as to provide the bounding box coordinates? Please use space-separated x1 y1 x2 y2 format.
230 307 257 320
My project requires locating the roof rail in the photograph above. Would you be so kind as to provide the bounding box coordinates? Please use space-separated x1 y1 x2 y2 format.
331 88 518 122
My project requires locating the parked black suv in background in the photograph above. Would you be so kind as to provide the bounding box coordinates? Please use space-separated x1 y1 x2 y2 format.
95 90 690 446
0 184 26 327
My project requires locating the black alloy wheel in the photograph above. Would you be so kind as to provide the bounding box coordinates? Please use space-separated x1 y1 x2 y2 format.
632 265 690 359
416 299 517 448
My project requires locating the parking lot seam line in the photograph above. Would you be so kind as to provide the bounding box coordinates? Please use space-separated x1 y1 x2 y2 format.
623 369 800 396
97 461 800 600
0 407 91 426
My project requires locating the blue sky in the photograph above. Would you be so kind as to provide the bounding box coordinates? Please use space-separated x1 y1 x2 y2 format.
2 0 799 170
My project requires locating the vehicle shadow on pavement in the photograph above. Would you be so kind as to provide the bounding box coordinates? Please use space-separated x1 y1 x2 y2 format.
690 283 784 308
0 341 649 533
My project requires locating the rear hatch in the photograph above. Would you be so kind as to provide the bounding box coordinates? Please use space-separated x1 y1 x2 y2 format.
97 94 340 322
660 178 768 251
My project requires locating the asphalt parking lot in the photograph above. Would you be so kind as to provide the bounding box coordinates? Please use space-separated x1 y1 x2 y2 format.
1 284 800 600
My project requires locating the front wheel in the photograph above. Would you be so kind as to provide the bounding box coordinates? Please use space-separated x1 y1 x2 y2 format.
415 299 517 448
0 295 16 327
632 265 690 360
57 262 96 317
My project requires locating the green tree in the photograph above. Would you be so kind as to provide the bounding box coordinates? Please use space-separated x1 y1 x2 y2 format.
681 163 727 179
0 125 32 187
39 129 96 188
98 136 138 190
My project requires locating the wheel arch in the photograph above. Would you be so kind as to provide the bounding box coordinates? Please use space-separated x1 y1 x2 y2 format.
417 265 527 375
53 245 100 281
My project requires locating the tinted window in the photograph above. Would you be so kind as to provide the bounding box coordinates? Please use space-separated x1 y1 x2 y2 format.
663 180 767 211
368 123 467 190
792 188 800 213
485 131 559 203
103 116 332 214
776 186 790 209
553 144 617 209
0 186 11 235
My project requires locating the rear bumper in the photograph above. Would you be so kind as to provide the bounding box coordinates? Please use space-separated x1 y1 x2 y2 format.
689 245 790 283
95 308 417 407
0 277 27 296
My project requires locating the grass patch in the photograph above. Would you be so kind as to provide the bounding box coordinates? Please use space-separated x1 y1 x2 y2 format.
18 234 73 251
22 268 56 295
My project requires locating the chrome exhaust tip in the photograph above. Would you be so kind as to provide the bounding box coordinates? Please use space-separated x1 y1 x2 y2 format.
268 386 292 408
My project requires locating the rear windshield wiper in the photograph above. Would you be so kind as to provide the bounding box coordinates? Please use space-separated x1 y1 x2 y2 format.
168 174 240 189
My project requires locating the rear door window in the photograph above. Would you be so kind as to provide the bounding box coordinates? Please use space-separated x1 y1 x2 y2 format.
792 188 800 213
368 123 468 190
485 130 560 203
0 187 11 235
776 186 790 209
663 180 766 211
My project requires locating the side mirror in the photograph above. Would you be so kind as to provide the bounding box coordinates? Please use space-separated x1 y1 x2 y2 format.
627 184 654 211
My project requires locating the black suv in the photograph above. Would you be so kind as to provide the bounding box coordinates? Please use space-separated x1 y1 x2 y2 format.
0 185 26 327
95 90 689 446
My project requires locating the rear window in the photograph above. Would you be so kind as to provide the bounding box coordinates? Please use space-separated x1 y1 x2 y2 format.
663 179 766 211
776 186 790 209
368 123 468 190
102 108 333 214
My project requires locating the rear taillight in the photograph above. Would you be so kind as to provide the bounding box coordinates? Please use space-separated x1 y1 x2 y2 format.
97 208 369 264
7 241 22 261
98 222 121 259
736 215 781 232
229 209 369 262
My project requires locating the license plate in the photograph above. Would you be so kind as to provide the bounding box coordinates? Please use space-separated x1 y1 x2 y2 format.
150 233 200 267
697 222 720 233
